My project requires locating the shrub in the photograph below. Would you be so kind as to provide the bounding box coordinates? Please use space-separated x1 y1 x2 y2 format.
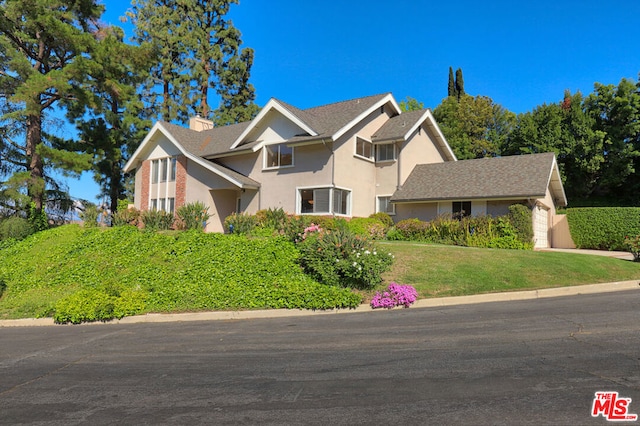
175 201 210 231
256 207 288 230
53 287 146 324
369 212 394 229
80 205 100 228
224 212 257 234
347 217 387 239
297 228 394 290
623 235 640 262
111 199 139 227
28 202 48 232
0 216 34 240
141 209 174 231
370 283 418 309
394 218 430 240
507 204 534 245
566 207 640 250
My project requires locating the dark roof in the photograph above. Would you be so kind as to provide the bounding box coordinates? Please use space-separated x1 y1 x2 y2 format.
159 121 252 158
372 109 427 141
391 153 561 203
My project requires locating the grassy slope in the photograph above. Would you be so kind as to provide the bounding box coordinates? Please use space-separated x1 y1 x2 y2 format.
381 241 640 297
0 225 361 320
2 227 639 320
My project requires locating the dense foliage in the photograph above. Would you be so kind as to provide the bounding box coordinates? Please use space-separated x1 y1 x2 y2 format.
387 208 533 250
0 225 362 323
566 207 640 250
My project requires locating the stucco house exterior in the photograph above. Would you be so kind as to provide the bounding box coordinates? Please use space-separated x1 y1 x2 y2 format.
123 93 567 248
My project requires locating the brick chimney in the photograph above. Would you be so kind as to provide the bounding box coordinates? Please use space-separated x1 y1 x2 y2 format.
189 115 214 131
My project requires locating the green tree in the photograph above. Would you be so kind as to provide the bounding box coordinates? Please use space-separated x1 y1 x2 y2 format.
399 96 424 112
448 67 456 98
128 0 259 124
68 26 153 214
455 68 465 100
0 0 100 216
584 78 640 200
434 95 515 159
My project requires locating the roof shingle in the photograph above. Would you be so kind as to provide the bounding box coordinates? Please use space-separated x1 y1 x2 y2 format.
391 153 558 202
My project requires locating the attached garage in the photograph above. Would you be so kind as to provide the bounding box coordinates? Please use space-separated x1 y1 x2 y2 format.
533 205 549 249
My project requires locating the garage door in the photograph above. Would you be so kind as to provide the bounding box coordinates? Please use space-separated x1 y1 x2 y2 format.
534 205 548 249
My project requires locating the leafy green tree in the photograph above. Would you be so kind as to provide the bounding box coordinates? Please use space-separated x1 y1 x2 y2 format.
128 0 259 124
0 0 100 216
584 78 640 199
434 95 515 159
399 96 424 112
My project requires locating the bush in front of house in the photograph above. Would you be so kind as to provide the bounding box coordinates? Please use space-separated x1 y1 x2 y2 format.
0 216 34 241
141 209 174 231
566 207 640 250
224 212 257 234
346 217 387 239
175 201 210 231
297 226 393 290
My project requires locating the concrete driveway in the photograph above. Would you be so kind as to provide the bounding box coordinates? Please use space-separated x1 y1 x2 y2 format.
539 248 635 261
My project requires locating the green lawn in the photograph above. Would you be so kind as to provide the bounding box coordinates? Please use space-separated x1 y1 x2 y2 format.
380 241 640 297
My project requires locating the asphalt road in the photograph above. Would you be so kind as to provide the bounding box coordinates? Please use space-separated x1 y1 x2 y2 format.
1 290 639 425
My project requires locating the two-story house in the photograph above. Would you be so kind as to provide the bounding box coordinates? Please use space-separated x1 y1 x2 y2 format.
123 93 567 248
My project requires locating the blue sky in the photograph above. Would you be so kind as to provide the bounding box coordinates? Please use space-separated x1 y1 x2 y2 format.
68 0 640 203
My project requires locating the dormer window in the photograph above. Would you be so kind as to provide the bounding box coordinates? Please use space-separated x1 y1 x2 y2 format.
264 143 294 169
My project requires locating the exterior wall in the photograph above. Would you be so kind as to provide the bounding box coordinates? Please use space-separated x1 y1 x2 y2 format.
487 200 520 217
175 155 187 209
394 202 439 222
136 160 149 210
245 110 306 143
399 126 448 184
207 189 237 233
551 214 576 248
333 105 395 217
538 188 557 215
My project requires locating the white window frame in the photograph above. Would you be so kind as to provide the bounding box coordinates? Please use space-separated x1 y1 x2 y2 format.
355 136 373 161
375 143 396 163
263 143 294 169
297 186 351 216
377 195 396 215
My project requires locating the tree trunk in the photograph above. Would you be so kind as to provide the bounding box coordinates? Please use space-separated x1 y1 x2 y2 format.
25 111 44 212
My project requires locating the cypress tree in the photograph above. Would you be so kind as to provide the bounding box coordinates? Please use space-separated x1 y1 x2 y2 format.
455 68 465 100
448 67 456 98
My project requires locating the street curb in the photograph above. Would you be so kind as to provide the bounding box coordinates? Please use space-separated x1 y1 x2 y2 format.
1 280 638 328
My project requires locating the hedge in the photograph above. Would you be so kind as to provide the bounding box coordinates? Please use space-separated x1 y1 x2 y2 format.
566 207 640 250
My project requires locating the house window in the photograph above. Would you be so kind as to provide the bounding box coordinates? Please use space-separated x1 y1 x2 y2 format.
299 187 350 215
150 197 174 214
167 197 175 214
355 137 372 160
375 143 396 162
453 201 472 218
169 157 177 181
150 198 158 210
151 157 176 183
151 160 159 184
265 143 293 168
377 196 395 215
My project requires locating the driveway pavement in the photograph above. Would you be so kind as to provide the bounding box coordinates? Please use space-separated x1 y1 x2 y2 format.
539 247 635 261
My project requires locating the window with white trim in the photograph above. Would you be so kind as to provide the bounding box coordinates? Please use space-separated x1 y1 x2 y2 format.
355 137 372 160
265 143 293 168
377 196 395 215
151 157 177 183
299 187 350 215
375 143 396 162
150 197 175 214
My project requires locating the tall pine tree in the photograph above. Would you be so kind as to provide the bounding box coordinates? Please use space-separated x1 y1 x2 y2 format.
0 0 101 217
128 0 259 124
448 67 456 98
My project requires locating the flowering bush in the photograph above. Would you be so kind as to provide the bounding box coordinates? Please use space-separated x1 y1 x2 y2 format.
623 235 640 262
297 228 394 290
370 282 418 309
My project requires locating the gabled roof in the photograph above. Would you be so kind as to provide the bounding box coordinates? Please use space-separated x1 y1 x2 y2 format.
230 93 400 149
371 108 457 162
391 153 567 206
123 122 259 189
